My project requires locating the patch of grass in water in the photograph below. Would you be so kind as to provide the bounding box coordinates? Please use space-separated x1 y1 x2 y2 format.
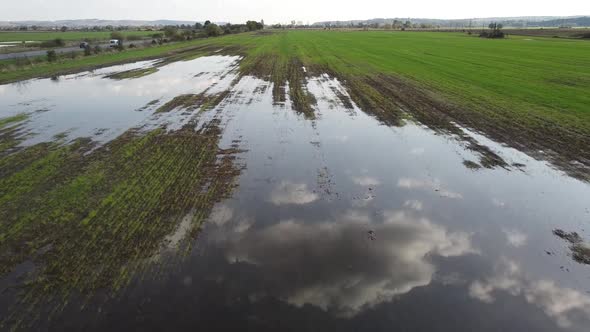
0 114 28 129
106 67 158 80
156 91 231 113
463 160 482 170
553 229 590 265
0 122 242 330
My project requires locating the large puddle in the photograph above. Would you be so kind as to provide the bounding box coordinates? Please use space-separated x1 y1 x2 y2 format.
1 55 590 331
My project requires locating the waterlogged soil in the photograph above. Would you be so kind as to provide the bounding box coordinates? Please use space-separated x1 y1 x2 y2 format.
1 55 590 331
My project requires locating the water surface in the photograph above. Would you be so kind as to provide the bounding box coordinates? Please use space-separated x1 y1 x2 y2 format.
0 56 589 331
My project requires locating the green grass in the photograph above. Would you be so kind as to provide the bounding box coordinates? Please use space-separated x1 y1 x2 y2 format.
0 30 155 42
0 113 28 128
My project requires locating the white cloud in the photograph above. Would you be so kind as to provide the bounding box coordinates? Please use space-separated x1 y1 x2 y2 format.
469 258 590 328
397 177 463 199
404 200 423 211
209 204 234 226
352 175 380 187
492 198 506 207
233 220 252 233
502 228 528 247
270 181 319 205
164 210 195 249
219 210 477 317
410 147 425 156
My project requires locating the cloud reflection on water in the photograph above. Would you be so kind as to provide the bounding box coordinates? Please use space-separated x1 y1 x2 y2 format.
212 209 477 317
469 258 590 329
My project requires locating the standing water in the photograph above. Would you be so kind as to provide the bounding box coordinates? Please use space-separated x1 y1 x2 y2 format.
0 56 589 331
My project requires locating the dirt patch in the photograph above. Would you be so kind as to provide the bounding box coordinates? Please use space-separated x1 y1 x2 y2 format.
553 229 590 265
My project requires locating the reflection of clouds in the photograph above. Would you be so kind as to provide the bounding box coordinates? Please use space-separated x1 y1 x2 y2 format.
270 181 319 205
469 258 590 328
502 228 527 247
209 204 234 226
397 177 463 199
233 220 253 233
404 200 423 211
219 210 477 317
492 198 506 207
410 147 425 155
165 210 195 249
352 175 380 187
351 195 374 208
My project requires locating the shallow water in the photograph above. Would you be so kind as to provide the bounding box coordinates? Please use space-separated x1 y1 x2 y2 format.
1 56 589 331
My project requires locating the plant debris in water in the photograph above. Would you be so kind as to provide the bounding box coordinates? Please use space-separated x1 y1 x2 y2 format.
106 67 159 80
156 91 231 113
553 229 590 265
0 117 242 329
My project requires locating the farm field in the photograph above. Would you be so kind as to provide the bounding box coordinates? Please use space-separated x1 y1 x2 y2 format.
1 30 590 331
0 30 155 42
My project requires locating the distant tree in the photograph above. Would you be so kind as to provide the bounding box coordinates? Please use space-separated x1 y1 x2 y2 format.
163 26 178 38
204 20 211 27
182 29 194 40
60 26 68 32
224 23 232 35
480 22 505 38
110 31 125 41
246 21 263 31
46 50 57 62
19 26 28 31
205 23 222 37
31 25 38 31
195 22 203 29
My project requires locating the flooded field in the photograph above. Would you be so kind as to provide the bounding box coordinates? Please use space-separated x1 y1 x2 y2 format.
1 54 589 331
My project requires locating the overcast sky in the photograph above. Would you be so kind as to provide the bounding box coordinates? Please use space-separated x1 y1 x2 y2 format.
3 0 589 23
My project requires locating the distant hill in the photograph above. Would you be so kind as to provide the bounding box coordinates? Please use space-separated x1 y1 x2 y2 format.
535 16 590 27
312 16 590 28
0 19 228 28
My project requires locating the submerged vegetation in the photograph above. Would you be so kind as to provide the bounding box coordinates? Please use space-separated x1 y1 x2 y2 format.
0 110 242 329
105 66 158 79
553 229 590 265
